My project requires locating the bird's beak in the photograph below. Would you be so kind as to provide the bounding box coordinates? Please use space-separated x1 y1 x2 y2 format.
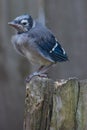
8 21 17 27
8 20 27 32
8 21 21 30
8 21 18 28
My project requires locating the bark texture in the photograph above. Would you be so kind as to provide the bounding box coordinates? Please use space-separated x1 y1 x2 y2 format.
23 77 87 130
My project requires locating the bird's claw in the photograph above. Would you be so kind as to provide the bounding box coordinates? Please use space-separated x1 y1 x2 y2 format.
38 73 47 78
25 72 48 83
25 74 33 83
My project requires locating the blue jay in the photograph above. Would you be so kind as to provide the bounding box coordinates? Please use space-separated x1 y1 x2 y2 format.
8 14 68 82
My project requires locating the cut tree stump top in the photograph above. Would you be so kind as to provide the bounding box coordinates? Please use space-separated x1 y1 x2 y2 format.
23 77 87 130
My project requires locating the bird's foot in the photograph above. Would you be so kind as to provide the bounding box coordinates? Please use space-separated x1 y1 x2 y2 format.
38 73 47 78
25 72 48 83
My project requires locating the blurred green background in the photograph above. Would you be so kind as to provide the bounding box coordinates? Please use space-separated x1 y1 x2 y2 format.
0 0 87 129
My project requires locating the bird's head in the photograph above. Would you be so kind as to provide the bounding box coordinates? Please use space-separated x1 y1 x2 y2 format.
8 14 33 34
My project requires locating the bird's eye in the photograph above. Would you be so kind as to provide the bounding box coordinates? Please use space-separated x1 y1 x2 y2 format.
21 19 28 25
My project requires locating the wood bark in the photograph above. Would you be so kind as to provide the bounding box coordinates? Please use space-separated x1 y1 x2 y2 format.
23 77 87 130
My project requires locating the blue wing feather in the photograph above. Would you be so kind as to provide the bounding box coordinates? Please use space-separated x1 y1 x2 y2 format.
37 34 68 62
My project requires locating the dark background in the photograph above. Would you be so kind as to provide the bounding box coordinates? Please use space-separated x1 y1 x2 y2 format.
0 0 87 129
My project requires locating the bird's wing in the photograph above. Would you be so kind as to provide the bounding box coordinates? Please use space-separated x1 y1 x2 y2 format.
29 25 68 62
36 33 68 62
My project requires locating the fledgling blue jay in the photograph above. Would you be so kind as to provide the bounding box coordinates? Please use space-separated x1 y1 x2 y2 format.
8 14 68 82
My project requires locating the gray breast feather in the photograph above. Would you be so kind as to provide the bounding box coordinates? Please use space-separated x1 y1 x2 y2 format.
11 34 29 56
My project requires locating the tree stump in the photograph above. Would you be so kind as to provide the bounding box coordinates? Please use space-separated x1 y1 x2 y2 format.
23 77 87 130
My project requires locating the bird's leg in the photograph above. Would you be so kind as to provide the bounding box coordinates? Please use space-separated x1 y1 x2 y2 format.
25 64 53 83
37 65 45 72
36 65 48 77
25 72 38 83
38 63 53 74
25 65 46 82
34 63 53 78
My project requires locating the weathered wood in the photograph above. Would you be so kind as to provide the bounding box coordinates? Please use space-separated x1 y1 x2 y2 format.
76 80 87 130
23 77 87 130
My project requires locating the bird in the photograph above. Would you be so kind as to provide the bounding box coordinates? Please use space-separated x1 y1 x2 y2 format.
8 14 68 82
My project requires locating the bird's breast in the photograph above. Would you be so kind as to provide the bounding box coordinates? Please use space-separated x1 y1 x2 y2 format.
12 34 28 46
11 34 51 66
11 34 29 56
25 49 51 65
